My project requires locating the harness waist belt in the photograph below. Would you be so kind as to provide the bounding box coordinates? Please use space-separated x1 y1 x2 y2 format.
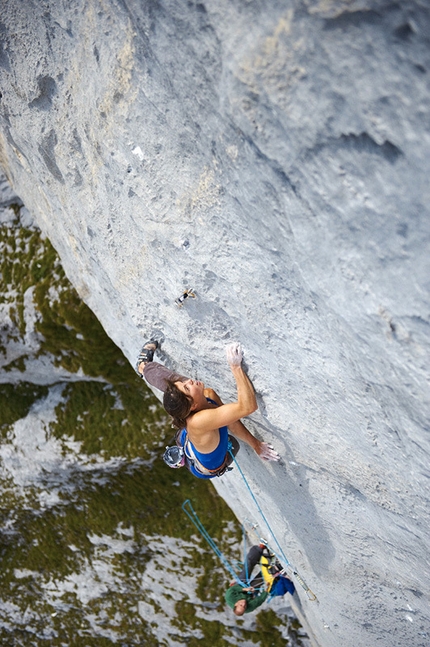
184 438 229 476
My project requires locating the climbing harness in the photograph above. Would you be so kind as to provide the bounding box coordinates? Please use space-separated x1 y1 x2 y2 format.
164 434 240 478
175 288 196 308
182 435 234 477
227 448 318 602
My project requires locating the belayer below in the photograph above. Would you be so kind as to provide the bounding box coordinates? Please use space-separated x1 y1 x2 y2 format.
225 544 295 615
135 340 280 479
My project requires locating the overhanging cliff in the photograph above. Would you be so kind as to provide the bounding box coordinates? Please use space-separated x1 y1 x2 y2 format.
1 1 429 645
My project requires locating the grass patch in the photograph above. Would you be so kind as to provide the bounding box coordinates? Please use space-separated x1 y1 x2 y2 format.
0 461 241 646
0 382 49 435
173 599 232 646
49 380 168 459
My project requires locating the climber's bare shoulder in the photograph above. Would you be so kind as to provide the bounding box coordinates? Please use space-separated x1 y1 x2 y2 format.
203 388 223 406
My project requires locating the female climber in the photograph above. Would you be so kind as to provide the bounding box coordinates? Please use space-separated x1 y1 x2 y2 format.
135 340 279 478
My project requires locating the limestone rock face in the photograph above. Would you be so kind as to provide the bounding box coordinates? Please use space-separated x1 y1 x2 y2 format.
1 2 429 646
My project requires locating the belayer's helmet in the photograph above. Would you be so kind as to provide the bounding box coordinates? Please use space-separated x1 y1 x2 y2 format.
163 445 185 469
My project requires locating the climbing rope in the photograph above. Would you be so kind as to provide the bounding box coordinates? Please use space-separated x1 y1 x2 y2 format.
228 448 317 602
182 499 249 587
182 452 317 602
242 521 250 585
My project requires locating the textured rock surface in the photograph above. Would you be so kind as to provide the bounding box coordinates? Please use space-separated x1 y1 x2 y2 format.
1 1 429 646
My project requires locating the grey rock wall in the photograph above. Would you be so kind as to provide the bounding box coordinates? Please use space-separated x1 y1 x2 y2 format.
1 1 429 646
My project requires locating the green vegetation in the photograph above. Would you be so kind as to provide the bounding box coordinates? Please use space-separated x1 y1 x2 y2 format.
50 380 166 458
173 599 233 645
0 213 59 336
0 382 48 435
0 464 239 644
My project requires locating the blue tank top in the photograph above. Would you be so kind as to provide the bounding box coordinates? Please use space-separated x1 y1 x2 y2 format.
179 397 229 479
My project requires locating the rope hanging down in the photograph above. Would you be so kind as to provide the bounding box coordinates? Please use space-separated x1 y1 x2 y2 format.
182 499 250 588
228 448 317 602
